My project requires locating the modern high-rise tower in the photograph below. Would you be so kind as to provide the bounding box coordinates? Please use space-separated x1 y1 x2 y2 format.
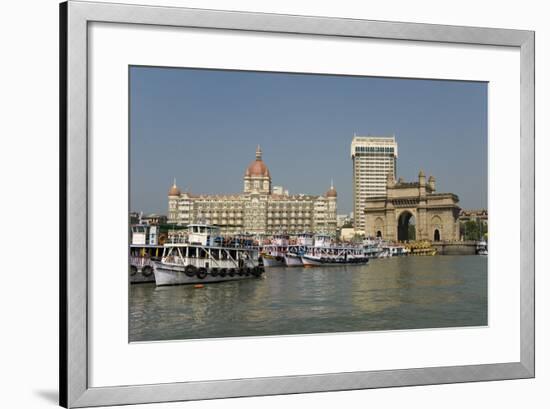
351 135 398 234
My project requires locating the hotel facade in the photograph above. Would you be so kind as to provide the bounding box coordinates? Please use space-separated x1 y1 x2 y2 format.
351 135 398 234
168 146 337 236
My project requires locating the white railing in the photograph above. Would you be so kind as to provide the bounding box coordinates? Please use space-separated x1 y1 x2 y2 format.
129 256 154 267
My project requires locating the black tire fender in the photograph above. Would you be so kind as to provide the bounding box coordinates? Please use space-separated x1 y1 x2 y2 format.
197 267 208 279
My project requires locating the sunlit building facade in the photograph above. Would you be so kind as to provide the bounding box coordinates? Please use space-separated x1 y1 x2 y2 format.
351 135 398 234
168 146 337 236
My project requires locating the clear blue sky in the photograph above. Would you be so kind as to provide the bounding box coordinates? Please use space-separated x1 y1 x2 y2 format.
130 66 487 215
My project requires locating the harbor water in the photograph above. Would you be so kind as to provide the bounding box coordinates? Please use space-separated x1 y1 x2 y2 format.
129 255 487 342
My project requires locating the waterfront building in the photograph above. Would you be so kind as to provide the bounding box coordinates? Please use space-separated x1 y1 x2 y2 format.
339 227 355 241
458 209 488 225
129 211 140 225
129 212 167 226
458 209 488 241
363 171 461 242
141 213 167 225
351 135 398 234
336 213 353 228
272 185 289 196
168 146 337 236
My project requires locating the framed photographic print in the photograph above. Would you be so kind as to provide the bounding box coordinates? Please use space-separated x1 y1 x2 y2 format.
60 1 534 407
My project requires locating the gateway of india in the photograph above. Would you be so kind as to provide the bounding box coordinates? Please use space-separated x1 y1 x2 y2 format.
167 146 337 236
363 172 461 242
353 135 461 242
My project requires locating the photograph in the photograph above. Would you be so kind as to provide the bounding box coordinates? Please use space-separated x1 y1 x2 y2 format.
128 66 489 342
1 0 542 407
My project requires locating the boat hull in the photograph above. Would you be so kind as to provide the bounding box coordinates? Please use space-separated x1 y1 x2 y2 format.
129 262 156 283
153 262 263 286
284 253 303 267
262 255 286 268
301 255 369 267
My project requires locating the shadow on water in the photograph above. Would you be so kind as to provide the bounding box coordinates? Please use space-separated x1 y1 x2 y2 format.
130 255 487 342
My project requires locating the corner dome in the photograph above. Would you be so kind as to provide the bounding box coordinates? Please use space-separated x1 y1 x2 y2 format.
325 181 337 198
168 179 181 196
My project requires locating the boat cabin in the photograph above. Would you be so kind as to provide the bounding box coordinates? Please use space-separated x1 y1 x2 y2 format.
272 234 290 246
131 224 159 245
314 234 332 248
188 224 221 247
296 233 314 246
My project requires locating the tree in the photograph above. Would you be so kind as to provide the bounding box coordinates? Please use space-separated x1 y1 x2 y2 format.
463 220 480 241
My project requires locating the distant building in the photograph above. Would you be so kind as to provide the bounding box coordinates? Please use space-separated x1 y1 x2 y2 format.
458 209 488 225
141 214 167 225
272 186 289 196
336 213 353 228
129 211 140 225
339 228 355 241
168 146 337 236
458 209 488 240
351 135 398 234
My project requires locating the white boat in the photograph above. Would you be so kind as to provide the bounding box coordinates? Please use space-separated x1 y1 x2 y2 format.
283 233 314 267
363 245 384 259
129 244 163 283
383 244 408 257
129 224 164 283
261 252 286 267
362 237 387 259
301 249 369 266
301 234 369 267
476 240 488 255
153 224 263 286
377 248 391 258
261 234 289 267
284 252 303 266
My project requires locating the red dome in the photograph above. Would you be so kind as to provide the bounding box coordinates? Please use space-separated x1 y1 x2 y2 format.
325 181 337 197
246 160 270 177
325 187 337 197
168 180 181 196
245 145 270 177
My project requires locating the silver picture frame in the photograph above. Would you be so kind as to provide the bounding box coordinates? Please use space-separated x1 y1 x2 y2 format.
60 1 535 407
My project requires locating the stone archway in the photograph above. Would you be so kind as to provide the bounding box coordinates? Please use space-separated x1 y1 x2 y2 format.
431 215 442 242
397 211 416 242
363 173 461 241
374 217 384 239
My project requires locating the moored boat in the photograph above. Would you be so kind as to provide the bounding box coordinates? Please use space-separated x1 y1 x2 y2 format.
301 234 369 267
301 249 369 266
261 234 289 267
130 244 163 283
284 251 304 266
283 233 314 267
153 224 263 286
129 224 163 283
383 244 408 257
477 240 488 256
261 253 286 267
